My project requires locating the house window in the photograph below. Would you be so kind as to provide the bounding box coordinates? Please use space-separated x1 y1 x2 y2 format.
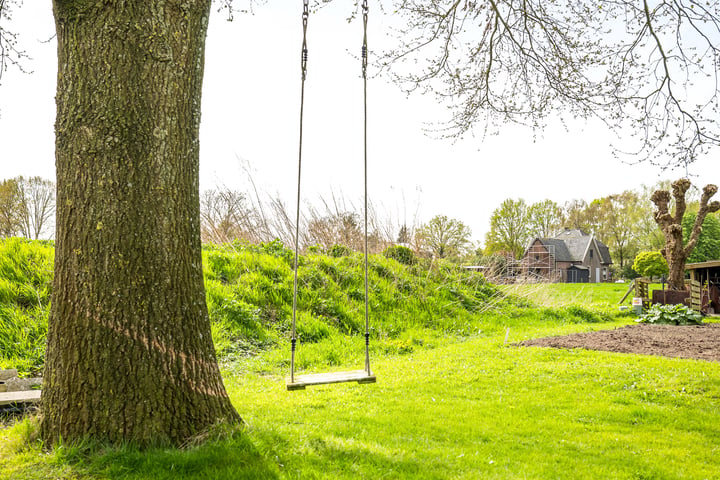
589 249 593 259
535 255 540 261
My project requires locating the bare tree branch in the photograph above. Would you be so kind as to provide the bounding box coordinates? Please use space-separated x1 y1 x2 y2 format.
381 0 720 169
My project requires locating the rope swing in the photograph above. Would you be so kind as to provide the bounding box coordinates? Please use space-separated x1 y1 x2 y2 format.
287 0 376 391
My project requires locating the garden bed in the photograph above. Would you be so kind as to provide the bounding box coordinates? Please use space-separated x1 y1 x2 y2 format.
519 323 720 362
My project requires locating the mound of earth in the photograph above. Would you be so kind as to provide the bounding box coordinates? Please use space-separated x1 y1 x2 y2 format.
518 323 720 363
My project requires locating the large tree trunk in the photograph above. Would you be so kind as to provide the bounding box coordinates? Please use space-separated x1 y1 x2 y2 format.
42 0 240 447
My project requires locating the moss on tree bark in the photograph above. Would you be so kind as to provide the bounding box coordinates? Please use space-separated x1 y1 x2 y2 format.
42 0 240 447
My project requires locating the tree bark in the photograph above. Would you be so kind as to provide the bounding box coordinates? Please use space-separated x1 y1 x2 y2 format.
651 179 720 291
42 0 240 447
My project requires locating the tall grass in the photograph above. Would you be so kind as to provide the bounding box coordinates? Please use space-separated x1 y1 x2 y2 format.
0 238 620 378
202 241 520 373
0 238 53 374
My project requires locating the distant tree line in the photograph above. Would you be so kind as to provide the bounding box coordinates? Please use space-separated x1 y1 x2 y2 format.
5 175 716 280
481 180 720 279
0 176 55 240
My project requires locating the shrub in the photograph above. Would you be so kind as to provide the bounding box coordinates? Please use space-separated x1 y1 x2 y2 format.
633 251 669 279
328 244 352 258
295 312 334 342
383 245 416 265
637 303 702 325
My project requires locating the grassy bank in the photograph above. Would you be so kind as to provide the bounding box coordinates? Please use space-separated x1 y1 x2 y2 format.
1 239 612 377
2 239 718 479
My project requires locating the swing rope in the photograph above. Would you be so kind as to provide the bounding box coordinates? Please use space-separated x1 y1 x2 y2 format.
290 0 309 385
288 0 375 390
361 0 371 376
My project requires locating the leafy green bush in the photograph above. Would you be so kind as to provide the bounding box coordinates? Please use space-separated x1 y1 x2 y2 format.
382 245 415 265
633 251 668 278
637 303 702 325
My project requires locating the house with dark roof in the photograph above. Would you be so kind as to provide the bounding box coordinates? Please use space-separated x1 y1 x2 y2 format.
520 229 613 283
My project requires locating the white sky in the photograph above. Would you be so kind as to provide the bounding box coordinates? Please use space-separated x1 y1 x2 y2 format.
1 1 717 243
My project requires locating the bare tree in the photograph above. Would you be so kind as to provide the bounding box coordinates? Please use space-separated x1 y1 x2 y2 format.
199 188 256 244
651 179 720 290
15 176 56 240
381 0 720 169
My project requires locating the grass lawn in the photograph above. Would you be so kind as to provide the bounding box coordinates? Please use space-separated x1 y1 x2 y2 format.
500 281 655 310
2 284 719 479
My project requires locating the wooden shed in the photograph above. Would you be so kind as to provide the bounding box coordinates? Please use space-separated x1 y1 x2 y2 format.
685 260 720 315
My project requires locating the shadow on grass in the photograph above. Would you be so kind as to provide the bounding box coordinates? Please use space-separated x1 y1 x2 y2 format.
3 425 280 480
7 425 435 480
75 435 279 480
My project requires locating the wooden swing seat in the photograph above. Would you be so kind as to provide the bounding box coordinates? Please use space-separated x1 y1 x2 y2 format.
286 370 376 391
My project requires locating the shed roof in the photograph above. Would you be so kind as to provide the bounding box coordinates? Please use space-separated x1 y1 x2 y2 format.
685 260 720 270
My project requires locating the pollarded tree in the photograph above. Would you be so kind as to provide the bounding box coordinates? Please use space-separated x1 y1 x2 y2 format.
36 1 241 447
651 179 720 290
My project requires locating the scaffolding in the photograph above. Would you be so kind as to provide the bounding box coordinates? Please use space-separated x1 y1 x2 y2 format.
506 243 561 283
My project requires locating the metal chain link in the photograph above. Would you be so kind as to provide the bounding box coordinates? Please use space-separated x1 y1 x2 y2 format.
301 0 309 80
361 0 369 80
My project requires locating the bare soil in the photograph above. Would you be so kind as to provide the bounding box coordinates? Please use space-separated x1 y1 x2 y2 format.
518 323 720 363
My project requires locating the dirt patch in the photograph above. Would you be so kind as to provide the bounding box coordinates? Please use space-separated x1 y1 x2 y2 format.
518 323 720 363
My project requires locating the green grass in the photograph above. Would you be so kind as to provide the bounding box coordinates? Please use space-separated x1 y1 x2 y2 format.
1 240 718 478
0 238 53 374
2 317 719 479
500 281 634 309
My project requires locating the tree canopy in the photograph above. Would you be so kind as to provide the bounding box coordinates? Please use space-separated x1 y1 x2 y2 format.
381 0 720 169
684 212 720 263
485 198 530 259
417 214 472 259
